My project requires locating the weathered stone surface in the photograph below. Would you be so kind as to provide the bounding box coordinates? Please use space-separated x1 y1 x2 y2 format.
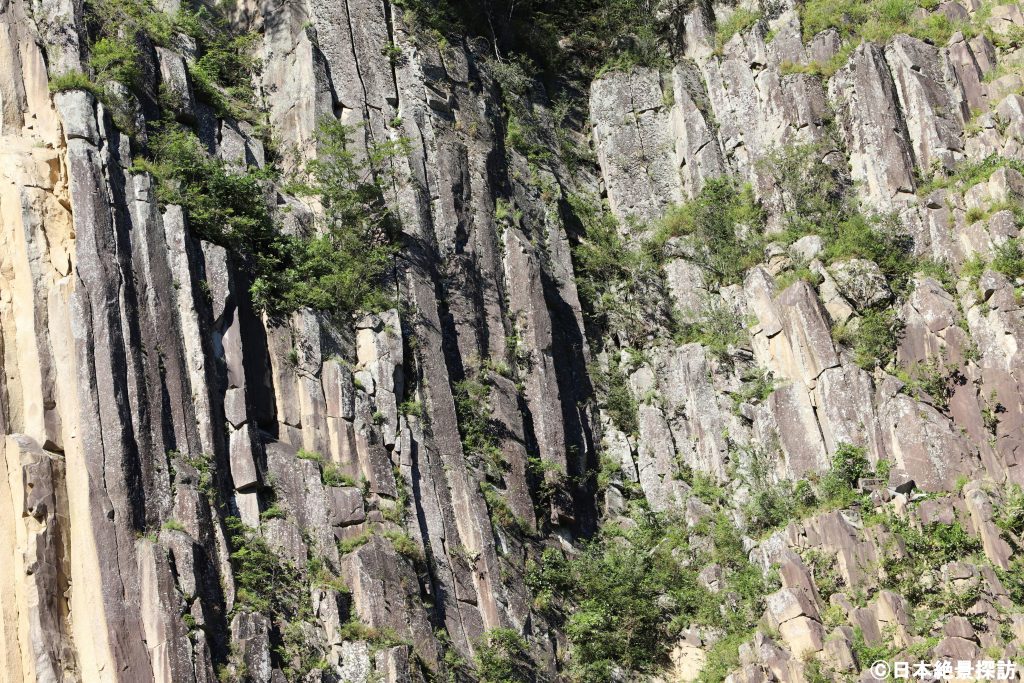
591 67 684 222
829 43 917 208
5 0 1024 676
885 35 966 172
829 259 892 310
329 486 365 527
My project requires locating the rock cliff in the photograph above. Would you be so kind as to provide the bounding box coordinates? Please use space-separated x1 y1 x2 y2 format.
2 0 1024 680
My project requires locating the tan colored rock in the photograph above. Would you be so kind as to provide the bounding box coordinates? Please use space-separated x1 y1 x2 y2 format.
963 483 1013 569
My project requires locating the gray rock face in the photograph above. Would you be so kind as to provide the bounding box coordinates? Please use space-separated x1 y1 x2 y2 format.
591 68 684 223
829 259 892 310
829 43 917 208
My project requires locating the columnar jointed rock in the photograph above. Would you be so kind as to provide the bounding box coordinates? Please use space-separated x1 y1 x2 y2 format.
5 0 1024 680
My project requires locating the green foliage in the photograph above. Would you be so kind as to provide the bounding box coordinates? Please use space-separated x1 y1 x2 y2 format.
454 373 505 476
996 558 1024 604
474 628 532 683
225 516 307 617
698 631 748 683
715 8 762 52
897 356 956 411
760 143 845 240
296 448 322 462
819 443 870 506
802 549 845 601
188 30 261 120
779 42 856 78
881 514 982 603
592 356 639 436
842 308 905 371
399 400 423 417
996 484 1024 538
162 519 186 532
337 531 372 555
321 462 353 488
480 481 528 534
383 465 410 525
528 509 772 682
918 155 1024 196
89 36 142 88
850 627 896 673
263 119 403 315
799 0 968 45
774 265 823 293
674 301 751 362
279 621 328 679
731 368 775 412
652 177 766 288
382 529 423 561
538 519 713 679
138 120 400 318
826 213 916 296
260 503 286 521
690 471 726 506
82 0 260 121
568 193 667 339
296 448 355 487
761 143 917 295
134 124 275 247
48 71 105 98
991 239 1024 281
518 0 671 76
738 442 797 536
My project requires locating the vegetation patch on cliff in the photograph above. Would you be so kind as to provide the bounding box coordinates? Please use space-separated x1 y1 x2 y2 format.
134 119 400 318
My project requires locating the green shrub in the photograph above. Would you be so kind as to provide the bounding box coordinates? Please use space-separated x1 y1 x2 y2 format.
799 0 967 44
259 503 286 520
529 510 771 682
89 36 142 88
881 513 982 603
918 155 1024 196
715 8 762 52
454 373 505 476
474 628 532 683
652 177 766 288
802 549 844 601
162 519 186 532
674 301 751 362
49 71 104 97
382 529 423 561
759 142 846 241
819 443 870 506
337 531 372 555
761 143 916 295
225 516 307 617
898 357 955 411
559 524 715 680
595 356 639 436
138 120 401 318
262 119 403 316
996 484 1024 538
480 482 528 534
827 212 915 296
848 308 905 371
731 368 775 412
997 558 1024 604
567 193 667 338
321 462 354 488
698 630 749 683
189 32 260 119
991 239 1024 281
